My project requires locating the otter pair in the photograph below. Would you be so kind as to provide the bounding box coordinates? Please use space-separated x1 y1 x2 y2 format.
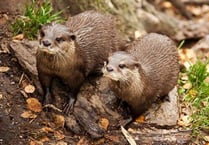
36 10 179 117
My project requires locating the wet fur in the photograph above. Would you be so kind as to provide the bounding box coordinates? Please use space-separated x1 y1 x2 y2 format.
103 33 179 116
36 11 123 112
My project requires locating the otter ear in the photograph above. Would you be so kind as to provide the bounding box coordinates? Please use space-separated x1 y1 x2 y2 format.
134 61 141 68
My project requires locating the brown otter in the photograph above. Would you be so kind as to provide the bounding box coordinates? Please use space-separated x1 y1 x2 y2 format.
36 10 124 114
102 33 179 117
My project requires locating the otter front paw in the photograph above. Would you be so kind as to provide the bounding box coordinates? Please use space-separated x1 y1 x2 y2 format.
63 97 76 115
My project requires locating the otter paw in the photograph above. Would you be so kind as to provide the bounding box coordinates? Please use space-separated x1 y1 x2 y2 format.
63 97 76 115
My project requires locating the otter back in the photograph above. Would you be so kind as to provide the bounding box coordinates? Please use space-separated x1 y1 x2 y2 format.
66 10 124 75
127 33 179 97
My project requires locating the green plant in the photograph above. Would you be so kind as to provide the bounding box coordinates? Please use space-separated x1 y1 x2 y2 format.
180 60 209 142
11 0 63 39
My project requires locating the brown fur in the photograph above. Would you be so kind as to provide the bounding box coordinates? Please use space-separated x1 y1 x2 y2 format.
36 10 124 113
102 33 179 117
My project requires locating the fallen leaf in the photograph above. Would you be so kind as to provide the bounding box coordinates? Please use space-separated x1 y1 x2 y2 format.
27 98 42 112
178 115 191 127
54 131 65 140
135 115 145 123
12 34 24 40
183 82 192 90
189 89 197 97
53 114 65 128
0 66 10 72
56 141 68 145
99 117 109 130
162 1 172 8
24 84 35 93
29 140 43 145
21 110 37 119
178 49 196 67
41 127 54 133
202 101 208 107
39 136 50 142
204 136 209 142
77 137 89 145
181 74 188 81
0 94 3 99
104 134 120 142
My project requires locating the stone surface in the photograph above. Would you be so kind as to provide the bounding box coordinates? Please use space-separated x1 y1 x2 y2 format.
145 87 179 126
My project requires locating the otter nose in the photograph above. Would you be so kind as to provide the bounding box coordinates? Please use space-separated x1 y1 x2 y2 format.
106 66 114 72
42 40 51 47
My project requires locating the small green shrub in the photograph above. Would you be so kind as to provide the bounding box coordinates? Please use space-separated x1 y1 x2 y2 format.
179 60 209 141
11 0 63 39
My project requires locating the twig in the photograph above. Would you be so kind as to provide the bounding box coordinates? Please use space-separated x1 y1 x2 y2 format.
43 104 62 112
121 126 137 145
18 73 25 85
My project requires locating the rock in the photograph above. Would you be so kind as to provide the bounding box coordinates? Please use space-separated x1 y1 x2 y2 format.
191 35 209 59
145 87 179 126
9 40 38 76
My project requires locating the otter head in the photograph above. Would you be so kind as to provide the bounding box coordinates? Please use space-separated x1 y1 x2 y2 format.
38 23 77 55
102 51 141 82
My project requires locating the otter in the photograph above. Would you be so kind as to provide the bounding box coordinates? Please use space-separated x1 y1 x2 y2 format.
102 33 179 117
36 10 124 114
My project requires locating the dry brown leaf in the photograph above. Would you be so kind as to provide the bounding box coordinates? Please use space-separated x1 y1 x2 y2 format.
0 94 3 99
135 115 145 123
181 74 188 81
0 66 10 73
99 117 109 130
77 137 89 145
162 1 172 8
12 34 24 40
183 82 192 90
178 49 196 66
56 141 68 145
204 136 209 142
21 110 37 119
29 140 43 145
41 127 54 133
105 134 120 142
24 84 35 93
39 136 50 142
189 89 197 97
53 114 65 128
178 115 191 127
202 101 208 107
27 98 42 112
54 131 65 140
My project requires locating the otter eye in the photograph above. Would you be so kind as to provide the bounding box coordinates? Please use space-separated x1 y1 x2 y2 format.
56 37 65 43
119 64 126 69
